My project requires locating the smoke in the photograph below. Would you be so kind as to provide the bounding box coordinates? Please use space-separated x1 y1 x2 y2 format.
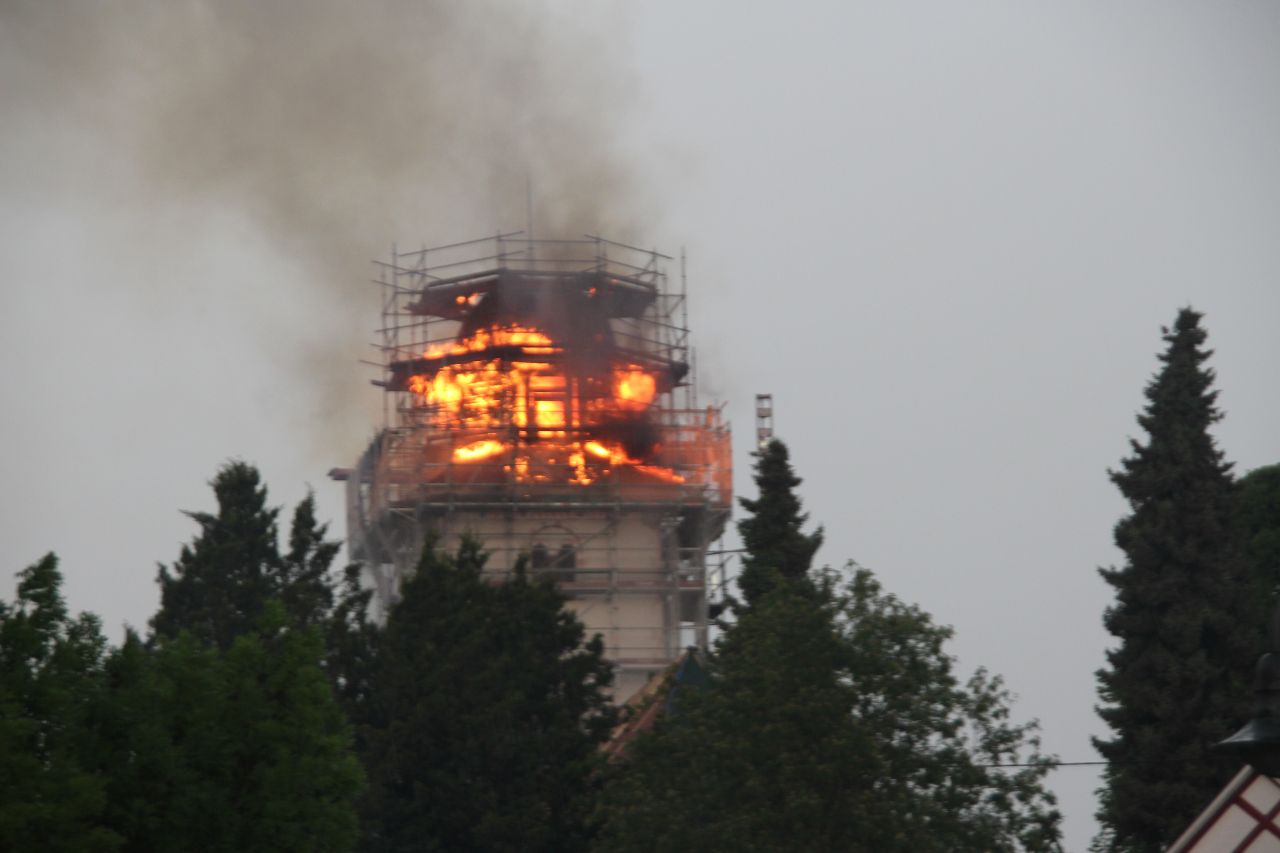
0 0 653 456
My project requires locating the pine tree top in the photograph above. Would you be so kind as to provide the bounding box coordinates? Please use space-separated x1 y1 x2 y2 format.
736 439 824 608
1112 307 1231 505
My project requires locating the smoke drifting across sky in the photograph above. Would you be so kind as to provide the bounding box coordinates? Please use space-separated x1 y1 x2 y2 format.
1 0 651 450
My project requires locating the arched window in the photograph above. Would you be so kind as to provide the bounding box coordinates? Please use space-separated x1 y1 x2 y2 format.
528 525 577 582
555 543 577 573
530 543 549 570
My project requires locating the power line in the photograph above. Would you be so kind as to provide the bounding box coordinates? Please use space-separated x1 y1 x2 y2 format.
984 761 1106 769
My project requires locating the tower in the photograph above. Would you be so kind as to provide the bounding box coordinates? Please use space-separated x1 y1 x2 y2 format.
333 234 732 699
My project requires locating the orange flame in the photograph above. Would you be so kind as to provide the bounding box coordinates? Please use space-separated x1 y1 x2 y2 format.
613 366 656 411
453 439 507 462
407 324 683 485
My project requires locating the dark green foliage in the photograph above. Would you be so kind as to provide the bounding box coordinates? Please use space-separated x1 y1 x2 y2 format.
837 570 1061 852
736 439 823 606
216 604 365 852
597 581 873 852
94 611 363 852
280 494 342 630
149 463 379 722
598 441 1060 852
597 571 1060 853
325 562 380 729
2 461 369 851
360 538 616 853
1235 464 1280 603
0 554 120 851
1093 308 1258 852
151 461 283 650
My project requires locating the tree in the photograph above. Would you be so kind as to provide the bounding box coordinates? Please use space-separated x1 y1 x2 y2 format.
279 493 342 631
1235 463 1280 604
151 461 283 650
735 439 823 607
94 610 363 852
216 603 365 852
149 463 379 719
597 441 1061 852
359 538 616 853
0 555 120 851
837 568 1060 851
1093 308 1259 852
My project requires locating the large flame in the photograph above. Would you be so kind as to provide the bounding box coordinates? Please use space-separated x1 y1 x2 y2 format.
407 324 681 485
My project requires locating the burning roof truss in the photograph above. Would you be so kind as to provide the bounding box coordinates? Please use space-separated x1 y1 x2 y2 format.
361 234 731 507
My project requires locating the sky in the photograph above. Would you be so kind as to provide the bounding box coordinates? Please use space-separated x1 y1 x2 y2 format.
2 2 1278 849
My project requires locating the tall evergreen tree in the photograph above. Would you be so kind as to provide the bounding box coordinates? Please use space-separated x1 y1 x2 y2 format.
735 439 824 606
1093 308 1258 852
598 441 1061 852
360 538 615 853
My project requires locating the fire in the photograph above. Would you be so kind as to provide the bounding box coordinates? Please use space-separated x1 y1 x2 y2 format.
404 323 683 486
613 367 656 411
453 439 507 462
423 325 557 360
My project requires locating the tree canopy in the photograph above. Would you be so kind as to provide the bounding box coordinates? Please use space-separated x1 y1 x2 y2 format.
1235 463 1280 604
1093 308 1259 852
0 554 363 853
0 554 118 852
149 462 377 720
597 440 1061 852
358 538 616 853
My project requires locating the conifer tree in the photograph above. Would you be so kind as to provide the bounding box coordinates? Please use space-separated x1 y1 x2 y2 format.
279 493 341 630
359 538 615 853
735 439 823 606
1093 308 1258 852
149 463 378 716
151 462 282 649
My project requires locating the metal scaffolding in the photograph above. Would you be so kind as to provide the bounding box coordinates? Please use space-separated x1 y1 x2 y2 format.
333 234 732 695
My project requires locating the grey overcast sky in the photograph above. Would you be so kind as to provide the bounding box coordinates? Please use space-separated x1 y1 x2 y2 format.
2 3 1277 849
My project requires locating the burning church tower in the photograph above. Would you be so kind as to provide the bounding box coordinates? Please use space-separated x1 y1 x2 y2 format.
332 234 732 699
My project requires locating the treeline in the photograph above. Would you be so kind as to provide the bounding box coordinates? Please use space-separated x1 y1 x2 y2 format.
0 447 1067 851
8 309 1276 852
